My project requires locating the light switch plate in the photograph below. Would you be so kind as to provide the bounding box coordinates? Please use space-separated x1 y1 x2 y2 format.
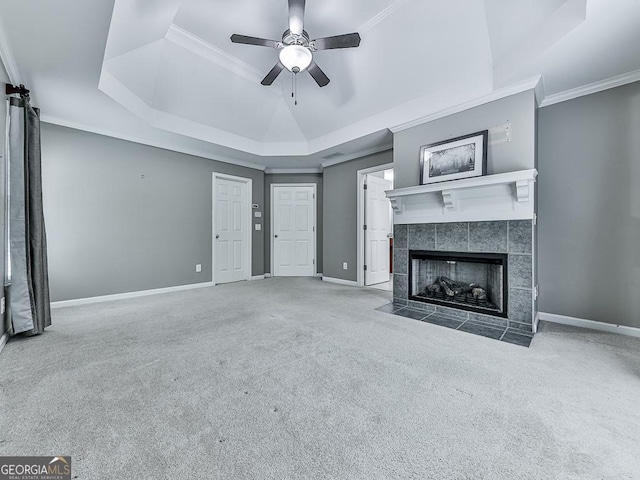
255 224 261 231
254 211 262 218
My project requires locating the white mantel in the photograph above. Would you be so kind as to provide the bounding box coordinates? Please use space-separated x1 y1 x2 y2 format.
386 169 537 224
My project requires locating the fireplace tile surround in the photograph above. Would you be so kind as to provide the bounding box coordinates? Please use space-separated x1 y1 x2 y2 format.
393 220 535 332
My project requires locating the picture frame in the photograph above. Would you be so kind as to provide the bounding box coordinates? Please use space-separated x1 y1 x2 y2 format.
419 130 488 185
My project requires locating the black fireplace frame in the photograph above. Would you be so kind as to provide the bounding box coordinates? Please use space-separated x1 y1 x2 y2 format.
408 250 509 318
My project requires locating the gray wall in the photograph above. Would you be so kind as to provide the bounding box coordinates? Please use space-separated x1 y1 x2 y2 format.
393 90 537 189
17 79 640 331
323 150 393 281
41 124 265 302
538 82 640 328
264 173 323 274
1 68 9 335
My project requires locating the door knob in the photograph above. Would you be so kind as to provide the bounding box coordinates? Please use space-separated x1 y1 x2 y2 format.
274 235 278 238
215 234 220 239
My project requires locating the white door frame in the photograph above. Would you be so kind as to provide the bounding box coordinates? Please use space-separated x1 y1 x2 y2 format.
212 173 253 285
270 183 317 277
356 163 394 287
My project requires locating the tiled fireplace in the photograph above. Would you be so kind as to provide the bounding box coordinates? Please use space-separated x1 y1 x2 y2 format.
386 170 538 334
393 220 534 332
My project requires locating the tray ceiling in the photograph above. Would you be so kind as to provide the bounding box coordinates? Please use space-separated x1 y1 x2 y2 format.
1 0 640 168
101 0 498 157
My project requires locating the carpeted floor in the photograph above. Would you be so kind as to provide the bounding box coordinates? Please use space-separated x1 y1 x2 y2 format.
1 278 639 479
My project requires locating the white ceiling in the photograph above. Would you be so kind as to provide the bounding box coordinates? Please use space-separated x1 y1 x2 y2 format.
0 0 639 170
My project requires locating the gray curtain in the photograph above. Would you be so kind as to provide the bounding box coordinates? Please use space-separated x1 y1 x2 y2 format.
8 95 51 335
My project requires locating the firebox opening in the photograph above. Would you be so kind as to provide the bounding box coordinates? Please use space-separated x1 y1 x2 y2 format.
409 250 508 318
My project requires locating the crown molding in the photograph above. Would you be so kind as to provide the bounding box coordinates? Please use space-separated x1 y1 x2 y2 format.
320 144 393 168
101 65 395 161
0 14 21 84
166 24 282 95
534 76 546 107
99 69 275 156
389 76 543 133
539 69 640 107
358 0 413 33
265 168 322 174
41 109 392 173
39 115 267 172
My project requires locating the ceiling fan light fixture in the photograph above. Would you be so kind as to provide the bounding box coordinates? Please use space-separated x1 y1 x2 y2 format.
279 45 312 73
231 0 360 87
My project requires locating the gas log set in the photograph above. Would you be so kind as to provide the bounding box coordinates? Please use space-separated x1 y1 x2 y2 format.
420 276 496 310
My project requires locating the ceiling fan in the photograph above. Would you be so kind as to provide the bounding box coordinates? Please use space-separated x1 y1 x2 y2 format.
230 0 361 88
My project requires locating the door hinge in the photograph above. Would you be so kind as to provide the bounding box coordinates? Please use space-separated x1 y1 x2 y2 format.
363 184 368 190
363 225 367 230
364 265 368 271
533 213 538 226
313 259 315 265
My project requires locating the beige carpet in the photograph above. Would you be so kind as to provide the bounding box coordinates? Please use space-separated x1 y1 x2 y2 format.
1 278 639 479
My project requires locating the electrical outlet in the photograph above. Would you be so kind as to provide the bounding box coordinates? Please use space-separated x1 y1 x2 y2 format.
1 297 4 315
196 264 202 273
343 262 348 270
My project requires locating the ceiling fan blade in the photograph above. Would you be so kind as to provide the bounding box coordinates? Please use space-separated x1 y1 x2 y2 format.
261 62 286 86
312 33 361 50
307 61 330 87
288 0 305 35
231 34 280 48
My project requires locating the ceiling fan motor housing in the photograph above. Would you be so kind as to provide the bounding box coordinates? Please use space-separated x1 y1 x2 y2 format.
230 0 360 87
282 29 309 47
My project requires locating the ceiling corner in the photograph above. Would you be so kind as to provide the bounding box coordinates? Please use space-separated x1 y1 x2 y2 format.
534 75 546 107
0 13 21 84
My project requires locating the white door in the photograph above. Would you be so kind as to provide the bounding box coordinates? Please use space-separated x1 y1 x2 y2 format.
365 175 392 285
214 176 249 284
273 185 315 277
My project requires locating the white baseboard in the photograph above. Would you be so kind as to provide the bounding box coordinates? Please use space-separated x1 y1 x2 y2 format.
538 312 640 339
0 332 8 355
322 276 358 287
250 275 265 281
263 273 321 279
51 282 214 309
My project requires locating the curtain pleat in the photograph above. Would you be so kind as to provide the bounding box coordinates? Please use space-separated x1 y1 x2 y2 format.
8 96 51 335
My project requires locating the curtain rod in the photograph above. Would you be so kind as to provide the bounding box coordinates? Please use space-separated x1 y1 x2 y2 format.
6 83 30 97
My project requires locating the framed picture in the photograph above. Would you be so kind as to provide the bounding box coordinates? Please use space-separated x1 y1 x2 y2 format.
419 130 488 185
